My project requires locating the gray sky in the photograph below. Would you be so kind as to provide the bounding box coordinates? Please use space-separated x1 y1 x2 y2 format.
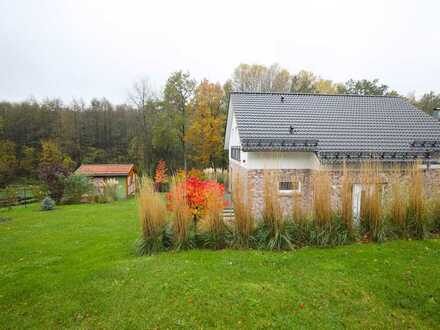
1 0 439 104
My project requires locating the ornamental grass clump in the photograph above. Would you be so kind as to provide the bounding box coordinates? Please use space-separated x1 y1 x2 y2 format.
198 185 228 249
388 164 407 237
256 171 294 250
340 164 354 234
289 191 312 247
310 169 351 246
98 178 119 203
231 173 254 248
428 188 440 234
310 169 333 246
137 177 168 255
360 162 385 242
168 176 194 250
313 170 332 227
406 161 426 239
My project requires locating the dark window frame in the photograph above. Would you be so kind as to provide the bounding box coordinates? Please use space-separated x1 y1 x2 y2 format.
231 146 241 161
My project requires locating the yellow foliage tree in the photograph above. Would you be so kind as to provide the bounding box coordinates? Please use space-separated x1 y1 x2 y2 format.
187 80 225 169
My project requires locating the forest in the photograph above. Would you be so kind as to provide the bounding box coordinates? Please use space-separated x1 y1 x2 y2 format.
1 63 440 187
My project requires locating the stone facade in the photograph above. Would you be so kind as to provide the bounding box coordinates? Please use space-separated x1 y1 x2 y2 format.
230 164 440 220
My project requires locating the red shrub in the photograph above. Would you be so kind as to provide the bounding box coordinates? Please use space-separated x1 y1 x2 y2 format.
167 175 225 219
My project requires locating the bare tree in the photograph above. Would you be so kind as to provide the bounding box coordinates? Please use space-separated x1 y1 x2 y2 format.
128 78 155 174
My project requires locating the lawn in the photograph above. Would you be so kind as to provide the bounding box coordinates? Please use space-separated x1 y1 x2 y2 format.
1 200 439 329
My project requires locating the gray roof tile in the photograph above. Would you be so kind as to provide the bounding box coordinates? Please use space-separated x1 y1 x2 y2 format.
229 92 440 156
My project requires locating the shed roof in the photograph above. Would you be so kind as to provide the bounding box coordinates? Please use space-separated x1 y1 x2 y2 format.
75 164 135 176
226 92 440 160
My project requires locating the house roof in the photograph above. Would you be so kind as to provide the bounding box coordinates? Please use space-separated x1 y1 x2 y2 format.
226 92 440 161
75 164 135 176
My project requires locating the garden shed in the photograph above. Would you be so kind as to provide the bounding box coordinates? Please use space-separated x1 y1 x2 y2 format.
75 164 137 199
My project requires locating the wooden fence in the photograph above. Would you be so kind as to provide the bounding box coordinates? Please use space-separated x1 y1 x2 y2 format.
0 186 38 208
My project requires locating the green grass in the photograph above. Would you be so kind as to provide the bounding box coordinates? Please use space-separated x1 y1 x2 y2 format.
0 200 439 329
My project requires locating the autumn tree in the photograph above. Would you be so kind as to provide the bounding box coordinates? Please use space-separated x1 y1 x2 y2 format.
154 159 168 191
187 80 226 169
232 63 291 92
164 71 196 171
290 70 318 93
0 140 18 187
39 140 71 202
19 146 37 177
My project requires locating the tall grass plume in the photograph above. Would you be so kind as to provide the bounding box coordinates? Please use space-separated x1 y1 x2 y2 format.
168 176 194 250
407 161 426 239
360 162 385 242
231 173 254 248
137 177 168 255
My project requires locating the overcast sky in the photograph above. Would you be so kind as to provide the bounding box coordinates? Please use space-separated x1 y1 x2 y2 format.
1 0 439 104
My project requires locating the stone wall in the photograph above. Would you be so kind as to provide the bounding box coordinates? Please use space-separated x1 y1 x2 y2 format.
238 166 440 220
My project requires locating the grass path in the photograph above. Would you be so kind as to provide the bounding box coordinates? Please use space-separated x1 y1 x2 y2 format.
0 200 439 329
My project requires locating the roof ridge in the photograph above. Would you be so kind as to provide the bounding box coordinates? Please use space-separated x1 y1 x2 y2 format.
229 91 401 98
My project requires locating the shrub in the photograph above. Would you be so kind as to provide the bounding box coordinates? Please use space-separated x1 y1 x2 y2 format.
406 162 426 239
63 174 93 204
136 177 168 255
231 173 254 248
41 196 55 211
30 185 46 202
38 140 70 202
166 175 225 222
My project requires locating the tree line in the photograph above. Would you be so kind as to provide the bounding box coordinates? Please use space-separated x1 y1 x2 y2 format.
1 63 439 187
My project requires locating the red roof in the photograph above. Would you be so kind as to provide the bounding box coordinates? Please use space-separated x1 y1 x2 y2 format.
75 164 135 176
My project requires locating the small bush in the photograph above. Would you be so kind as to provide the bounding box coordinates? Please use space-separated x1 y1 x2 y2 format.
41 196 55 211
63 174 93 204
137 177 168 255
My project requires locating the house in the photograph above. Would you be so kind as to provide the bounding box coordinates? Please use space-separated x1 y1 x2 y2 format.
224 92 440 218
75 164 137 199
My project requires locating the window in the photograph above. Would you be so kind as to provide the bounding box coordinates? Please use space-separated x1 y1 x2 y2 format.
279 177 301 193
231 146 241 161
